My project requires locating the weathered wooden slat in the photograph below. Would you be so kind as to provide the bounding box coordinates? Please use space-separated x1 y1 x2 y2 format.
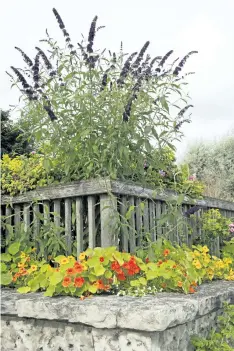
53 200 61 228
88 196 96 249
23 204 30 233
100 194 118 248
128 197 136 253
155 201 162 239
1 179 112 204
33 203 40 241
43 201 50 225
143 200 149 235
182 204 189 245
65 198 72 254
14 205 21 236
43 201 50 259
161 202 167 238
135 198 143 246
5 206 12 241
120 196 129 252
149 201 156 242
76 197 83 257
3 179 234 213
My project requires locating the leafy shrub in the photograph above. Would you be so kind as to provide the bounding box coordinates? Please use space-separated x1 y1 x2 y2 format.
1 240 233 299
183 134 234 202
1 154 52 196
192 303 234 351
8 8 197 189
199 209 232 244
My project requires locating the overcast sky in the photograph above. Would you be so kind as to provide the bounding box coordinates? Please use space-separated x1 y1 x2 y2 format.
1 0 234 160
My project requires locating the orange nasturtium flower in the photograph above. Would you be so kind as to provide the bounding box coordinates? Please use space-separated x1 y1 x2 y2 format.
66 267 76 275
74 277 85 288
163 249 170 257
62 276 72 287
74 262 84 273
189 286 195 293
177 281 183 288
13 273 20 282
99 257 105 263
20 269 28 276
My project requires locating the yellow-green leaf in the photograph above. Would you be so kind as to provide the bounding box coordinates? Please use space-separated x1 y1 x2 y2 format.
0 272 12 285
94 265 106 276
17 287 31 294
8 242 20 255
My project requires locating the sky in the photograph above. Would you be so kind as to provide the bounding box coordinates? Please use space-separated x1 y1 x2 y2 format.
1 0 234 161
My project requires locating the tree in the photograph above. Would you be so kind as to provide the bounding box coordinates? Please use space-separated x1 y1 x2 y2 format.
1 109 33 156
183 133 234 201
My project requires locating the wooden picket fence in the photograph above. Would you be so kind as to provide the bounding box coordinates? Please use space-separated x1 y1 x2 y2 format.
1 179 234 257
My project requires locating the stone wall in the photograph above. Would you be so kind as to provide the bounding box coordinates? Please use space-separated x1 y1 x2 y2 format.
1 281 234 351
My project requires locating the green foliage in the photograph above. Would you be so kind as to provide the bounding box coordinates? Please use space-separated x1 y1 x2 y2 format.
1 211 68 258
8 9 197 191
199 209 232 245
222 238 234 260
191 303 234 351
0 109 33 156
184 134 234 201
1 154 52 195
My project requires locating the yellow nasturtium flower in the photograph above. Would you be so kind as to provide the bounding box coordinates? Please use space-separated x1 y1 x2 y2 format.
193 259 202 269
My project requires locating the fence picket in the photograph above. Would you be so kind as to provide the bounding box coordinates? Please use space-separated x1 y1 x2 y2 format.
65 198 72 254
23 204 30 233
135 198 143 246
76 197 83 257
88 196 96 249
120 196 129 252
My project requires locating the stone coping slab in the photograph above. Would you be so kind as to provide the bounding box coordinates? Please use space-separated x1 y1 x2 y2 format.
1 281 234 332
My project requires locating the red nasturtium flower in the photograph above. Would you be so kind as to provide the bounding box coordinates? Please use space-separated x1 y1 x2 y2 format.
163 249 170 257
99 257 104 263
111 261 120 271
74 277 85 288
117 273 126 281
157 260 163 266
145 258 149 263
66 268 76 275
62 276 72 287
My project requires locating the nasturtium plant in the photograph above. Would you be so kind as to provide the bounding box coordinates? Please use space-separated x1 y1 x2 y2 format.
1 240 233 299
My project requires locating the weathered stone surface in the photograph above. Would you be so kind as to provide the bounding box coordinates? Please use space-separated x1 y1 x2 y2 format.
1 281 234 332
1 281 234 350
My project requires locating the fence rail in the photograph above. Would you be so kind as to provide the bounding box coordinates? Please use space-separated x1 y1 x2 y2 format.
1 179 234 257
